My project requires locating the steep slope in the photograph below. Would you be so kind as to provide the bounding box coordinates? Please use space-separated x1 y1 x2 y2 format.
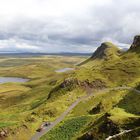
74 36 140 139
129 35 140 52
91 42 121 60
41 35 140 140
78 42 121 66
76 36 140 85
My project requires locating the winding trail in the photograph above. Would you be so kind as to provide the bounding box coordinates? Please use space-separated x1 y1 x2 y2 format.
31 86 140 140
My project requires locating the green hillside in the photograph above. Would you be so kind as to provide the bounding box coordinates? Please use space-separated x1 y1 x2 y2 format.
0 56 86 140
41 36 140 140
1 36 140 140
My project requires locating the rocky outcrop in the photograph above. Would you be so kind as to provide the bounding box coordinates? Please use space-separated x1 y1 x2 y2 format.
60 78 107 89
49 78 107 92
91 42 120 60
130 35 140 51
59 78 80 88
48 78 107 99
78 42 120 66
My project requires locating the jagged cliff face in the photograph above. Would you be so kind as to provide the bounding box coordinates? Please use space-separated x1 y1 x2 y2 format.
130 35 140 51
91 42 120 60
91 43 109 59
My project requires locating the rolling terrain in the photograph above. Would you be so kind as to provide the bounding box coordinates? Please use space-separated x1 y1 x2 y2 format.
1 35 140 140
40 35 140 140
0 55 87 140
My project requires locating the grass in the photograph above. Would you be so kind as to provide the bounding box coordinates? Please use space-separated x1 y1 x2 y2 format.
40 116 92 140
0 55 87 140
67 89 140 139
1 47 140 140
0 122 17 128
117 91 140 115
70 90 127 117
109 108 139 125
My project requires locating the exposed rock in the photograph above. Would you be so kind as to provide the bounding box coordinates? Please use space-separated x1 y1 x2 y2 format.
60 78 106 90
89 79 107 89
0 129 8 138
130 35 140 51
91 42 120 60
48 78 80 99
60 78 80 88
48 78 107 99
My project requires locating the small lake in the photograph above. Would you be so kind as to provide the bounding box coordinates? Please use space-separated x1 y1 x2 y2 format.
0 77 29 84
55 68 75 73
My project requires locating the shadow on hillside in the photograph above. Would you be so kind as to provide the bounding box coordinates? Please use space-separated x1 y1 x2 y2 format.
116 85 140 115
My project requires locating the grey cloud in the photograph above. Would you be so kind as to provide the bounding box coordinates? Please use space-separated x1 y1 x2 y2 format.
0 0 140 52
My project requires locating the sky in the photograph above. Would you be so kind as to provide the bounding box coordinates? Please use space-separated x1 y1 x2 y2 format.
0 0 140 53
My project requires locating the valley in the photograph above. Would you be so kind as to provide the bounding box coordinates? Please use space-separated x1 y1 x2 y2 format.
1 35 140 140
0 55 87 140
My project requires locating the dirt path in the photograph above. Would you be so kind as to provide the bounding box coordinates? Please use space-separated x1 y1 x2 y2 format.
31 86 140 140
31 93 93 140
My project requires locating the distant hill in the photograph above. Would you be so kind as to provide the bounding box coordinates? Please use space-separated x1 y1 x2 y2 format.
0 52 92 57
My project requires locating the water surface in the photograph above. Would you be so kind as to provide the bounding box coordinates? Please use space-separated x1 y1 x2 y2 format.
0 77 29 84
55 68 75 73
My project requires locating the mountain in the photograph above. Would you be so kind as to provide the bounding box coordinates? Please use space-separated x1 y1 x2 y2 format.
129 35 140 52
1 35 140 140
68 36 140 140
78 42 121 66
91 42 121 60
41 35 140 140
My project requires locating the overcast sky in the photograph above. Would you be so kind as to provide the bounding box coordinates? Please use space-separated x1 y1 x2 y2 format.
0 0 140 53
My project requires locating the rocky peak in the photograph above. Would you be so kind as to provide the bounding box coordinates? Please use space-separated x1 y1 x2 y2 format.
91 42 120 60
130 35 140 51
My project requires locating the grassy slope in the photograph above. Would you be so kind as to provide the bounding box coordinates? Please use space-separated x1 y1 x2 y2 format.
75 51 140 139
0 55 86 140
41 51 140 140
1 50 140 140
40 116 93 140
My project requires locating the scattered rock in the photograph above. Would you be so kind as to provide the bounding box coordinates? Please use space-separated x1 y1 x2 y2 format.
0 129 8 138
